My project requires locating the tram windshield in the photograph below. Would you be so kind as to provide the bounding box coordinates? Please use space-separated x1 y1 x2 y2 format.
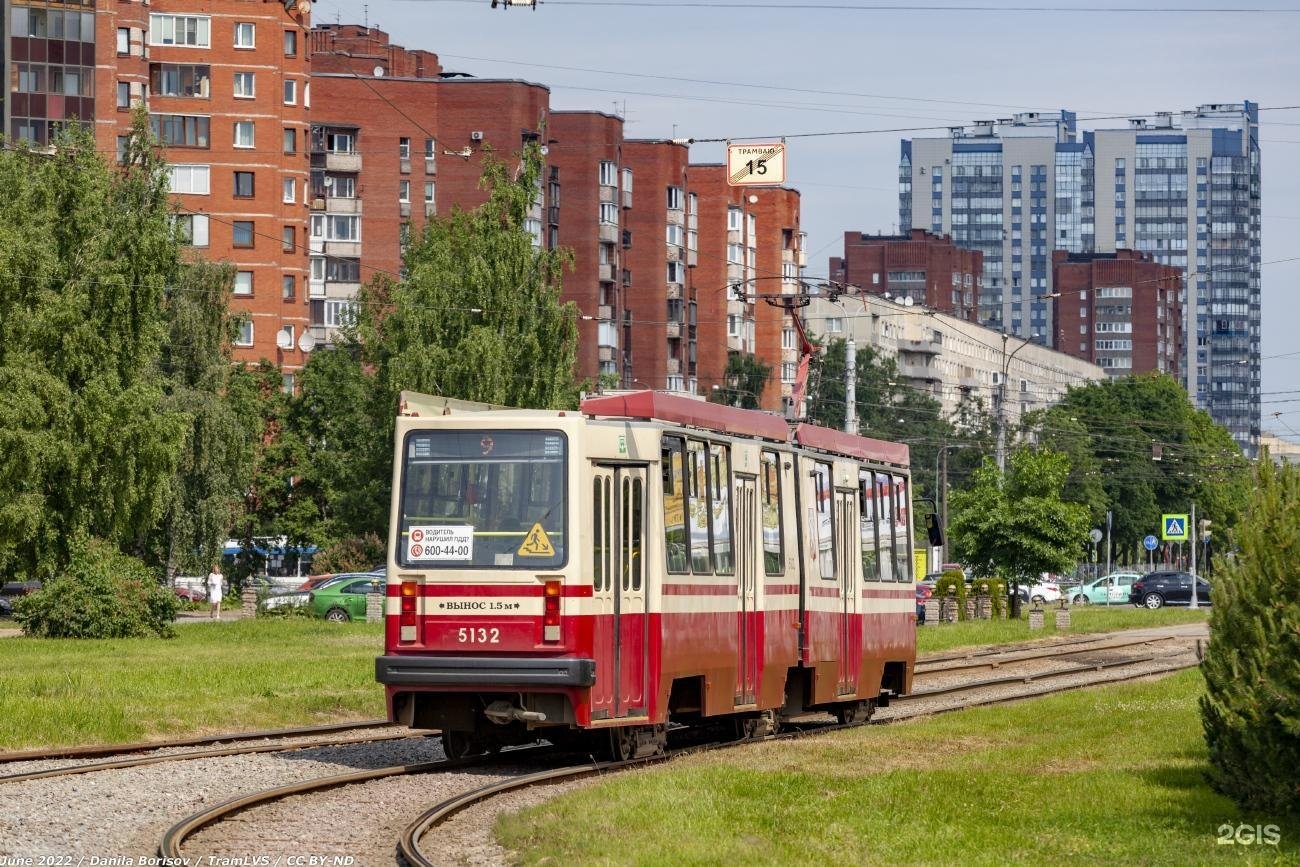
398 430 567 569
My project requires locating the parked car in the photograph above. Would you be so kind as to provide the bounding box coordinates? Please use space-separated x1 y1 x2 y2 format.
1129 571 1211 609
296 573 338 592
0 580 42 598
915 582 934 624
174 587 207 602
0 596 12 617
309 574 385 622
259 591 311 611
1017 577 1062 605
1071 572 1140 604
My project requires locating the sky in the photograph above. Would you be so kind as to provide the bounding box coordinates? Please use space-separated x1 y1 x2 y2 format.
319 0 1300 437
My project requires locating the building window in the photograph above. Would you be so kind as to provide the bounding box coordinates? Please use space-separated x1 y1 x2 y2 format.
599 202 618 225
398 180 410 203
282 178 296 204
666 186 684 210
235 321 253 346
825 317 843 333
150 115 210 148
151 63 211 98
233 72 255 98
233 271 253 296
782 363 796 383
283 29 297 57
622 167 634 195
666 223 684 247
398 137 411 159
424 181 435 204
233 21 254 48
598 161 617 186
727 207 742 231
280 226 295 252
117 27 130 54
282 276 296 301
233 121 254 149
233 171 255 198
283 80 297 105
324 132 354 153
175 214 209 247
424 138 435 159
150 14 211 47
667 261 685 284
232 221 254 248
168 165 210 195
282 128 296 154
324 215 360 241
116 82 129 110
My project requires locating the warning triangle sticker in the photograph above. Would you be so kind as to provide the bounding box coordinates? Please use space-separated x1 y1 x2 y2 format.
518 523 555 557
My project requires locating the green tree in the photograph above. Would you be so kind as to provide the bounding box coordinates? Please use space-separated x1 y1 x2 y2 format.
1027 374 1250 560
146 260 256 578
354 142 580 411
1200 456 1300 815
0 119 187 581
948 448 1092 612
709 352 770 410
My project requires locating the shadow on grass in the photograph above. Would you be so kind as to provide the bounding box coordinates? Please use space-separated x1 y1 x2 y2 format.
1135 762 1300 855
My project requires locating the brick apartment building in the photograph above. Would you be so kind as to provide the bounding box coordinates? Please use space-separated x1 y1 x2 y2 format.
1051 249 1182 376
549 110 632 387
828 229 981 322
93 0 314 372
690 165 804 410
308 25 550 348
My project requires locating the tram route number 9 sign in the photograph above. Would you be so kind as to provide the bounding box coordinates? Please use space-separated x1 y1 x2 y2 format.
408 525 474 561
727 141 786 186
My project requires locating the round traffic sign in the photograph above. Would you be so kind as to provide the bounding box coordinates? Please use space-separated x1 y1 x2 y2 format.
1089 529 1103 544
1143 535 1158 551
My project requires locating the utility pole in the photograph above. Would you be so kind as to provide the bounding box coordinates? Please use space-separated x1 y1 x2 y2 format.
844 335 858 435
1105 509 1113 576
995 334 1008 472
1190 500 1199 609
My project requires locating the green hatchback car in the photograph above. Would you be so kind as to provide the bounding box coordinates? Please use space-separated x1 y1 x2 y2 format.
1070 572 1140 604
309 574 384 622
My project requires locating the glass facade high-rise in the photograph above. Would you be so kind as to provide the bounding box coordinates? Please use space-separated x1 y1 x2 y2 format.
899 103 1261 456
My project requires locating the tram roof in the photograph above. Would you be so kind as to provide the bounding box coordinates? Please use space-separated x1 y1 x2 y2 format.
580 391 790 442
793 423 910 468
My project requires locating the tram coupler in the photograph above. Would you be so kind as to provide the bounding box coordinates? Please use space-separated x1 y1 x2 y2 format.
484 700 548 724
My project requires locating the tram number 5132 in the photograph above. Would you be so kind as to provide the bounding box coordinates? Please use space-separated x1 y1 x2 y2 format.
457 627 500 644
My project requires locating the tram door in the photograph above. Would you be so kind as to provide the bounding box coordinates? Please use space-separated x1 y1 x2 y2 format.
735 475 759 706
592 465 649 719
835 489 860 694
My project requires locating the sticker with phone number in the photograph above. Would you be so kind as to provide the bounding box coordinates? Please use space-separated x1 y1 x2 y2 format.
408 525 473 561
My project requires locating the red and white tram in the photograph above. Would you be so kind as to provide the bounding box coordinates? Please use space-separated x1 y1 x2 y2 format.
376 390 922 758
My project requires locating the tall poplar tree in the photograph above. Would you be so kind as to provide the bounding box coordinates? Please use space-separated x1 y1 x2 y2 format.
0 119 187 580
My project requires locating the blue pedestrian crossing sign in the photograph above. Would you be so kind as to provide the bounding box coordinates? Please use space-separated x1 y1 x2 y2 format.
1161 514 1189 541
1143 535 1159 551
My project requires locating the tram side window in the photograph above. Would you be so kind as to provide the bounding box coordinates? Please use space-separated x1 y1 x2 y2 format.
875 472 894 582
661 437 688 574
687 439 713 574
859 470 880 582
892 474 910 582
593 476 611 591
710 443 734 575
760 450 784 575
813 462 835 580
631 477 643 590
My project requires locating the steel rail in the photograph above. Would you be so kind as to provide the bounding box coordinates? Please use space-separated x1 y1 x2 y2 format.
0 718 392 764
903 654 1155 699
914 634 1178 675
397 659 1199 865
0 730 431 785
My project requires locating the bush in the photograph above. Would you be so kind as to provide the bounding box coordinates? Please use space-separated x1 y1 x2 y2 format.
934 570 967 617
1200 459 1300 816
13 542 179 639
312 533 385 575
969 576 1009 618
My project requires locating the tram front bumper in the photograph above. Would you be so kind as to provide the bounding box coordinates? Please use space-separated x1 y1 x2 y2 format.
375 655 597 688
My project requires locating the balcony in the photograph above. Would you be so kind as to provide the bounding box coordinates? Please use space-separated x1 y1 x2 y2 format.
727 228 741 243
323 240 361 258
597 304 613 320
667 245 685 262
666 322 682 339
425 157 436 175
727 263 745 282
666 357 681 375
667 209 685 227
782 249 794 263
598 224 619 243
324 152 361 173
598 346 615 362
599 185 617 203
399 202 411 217
898 361 939 382
666 283 683 300
621 189 632 209
599 263 617 282
399 158 411 175
326 197 362 214
900 337 941 355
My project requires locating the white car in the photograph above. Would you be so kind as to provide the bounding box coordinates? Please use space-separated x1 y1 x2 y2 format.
1018 577 1062 605
258 591 310 611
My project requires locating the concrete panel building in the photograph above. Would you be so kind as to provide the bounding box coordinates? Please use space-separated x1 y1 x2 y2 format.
805 292 1105 428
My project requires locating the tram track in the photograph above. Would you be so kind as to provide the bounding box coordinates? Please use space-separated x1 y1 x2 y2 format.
0 722 426 785
152 640 1200 867
913 633 1181 675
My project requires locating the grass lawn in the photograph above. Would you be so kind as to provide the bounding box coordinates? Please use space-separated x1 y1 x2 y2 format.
917 605 1209 655
498 669 1297 864
0 620 386 750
